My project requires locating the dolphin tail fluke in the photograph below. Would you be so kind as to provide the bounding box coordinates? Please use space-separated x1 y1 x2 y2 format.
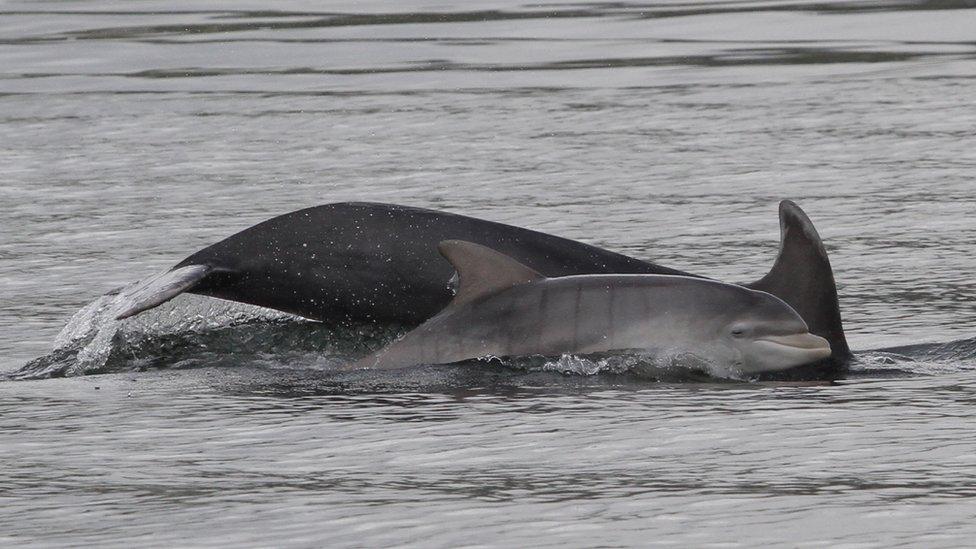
114 264 212 320
747 201 851 361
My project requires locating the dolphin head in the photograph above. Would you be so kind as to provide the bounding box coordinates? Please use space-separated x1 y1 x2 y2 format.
719 292 831 374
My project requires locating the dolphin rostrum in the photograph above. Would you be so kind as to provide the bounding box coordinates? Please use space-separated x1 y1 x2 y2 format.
113 201 849 366
348 241 832 376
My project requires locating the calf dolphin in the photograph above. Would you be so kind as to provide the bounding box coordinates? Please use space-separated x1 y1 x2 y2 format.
113 201 849 365
349 241 832 376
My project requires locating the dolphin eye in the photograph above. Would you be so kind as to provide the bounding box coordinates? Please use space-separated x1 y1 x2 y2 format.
730 325 747 337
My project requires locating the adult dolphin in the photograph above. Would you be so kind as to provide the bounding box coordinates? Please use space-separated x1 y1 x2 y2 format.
348 240 832 376
114 200 850 366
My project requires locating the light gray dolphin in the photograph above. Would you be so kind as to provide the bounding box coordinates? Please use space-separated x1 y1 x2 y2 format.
348 241 832 376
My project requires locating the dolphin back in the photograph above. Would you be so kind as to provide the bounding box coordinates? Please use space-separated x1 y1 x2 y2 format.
117 202 681 323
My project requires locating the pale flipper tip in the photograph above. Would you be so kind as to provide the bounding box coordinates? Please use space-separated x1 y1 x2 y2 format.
114 264 212 320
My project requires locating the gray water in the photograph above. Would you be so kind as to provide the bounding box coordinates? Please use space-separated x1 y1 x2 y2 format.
2 0 976 546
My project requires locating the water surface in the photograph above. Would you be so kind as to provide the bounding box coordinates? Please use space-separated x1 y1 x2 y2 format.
2 0 976 546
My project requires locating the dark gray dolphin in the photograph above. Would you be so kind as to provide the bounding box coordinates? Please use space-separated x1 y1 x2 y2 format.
348 241 831 376
114 201 849 365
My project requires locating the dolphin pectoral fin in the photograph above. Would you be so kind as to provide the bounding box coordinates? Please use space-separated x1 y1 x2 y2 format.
746 200 851 361
438 240 545 308
114 264 212 320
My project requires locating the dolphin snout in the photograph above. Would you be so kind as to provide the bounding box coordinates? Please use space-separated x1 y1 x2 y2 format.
758 333 831 357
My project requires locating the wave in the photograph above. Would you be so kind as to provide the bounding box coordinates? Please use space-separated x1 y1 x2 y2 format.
852 338 976 377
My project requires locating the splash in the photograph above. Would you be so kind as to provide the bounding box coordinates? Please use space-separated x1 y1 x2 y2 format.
8 269 402 380
501 349 720 381
852 340 976 377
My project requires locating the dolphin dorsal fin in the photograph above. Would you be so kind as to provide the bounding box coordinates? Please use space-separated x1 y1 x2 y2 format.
747 200 850 360
438 240 544 308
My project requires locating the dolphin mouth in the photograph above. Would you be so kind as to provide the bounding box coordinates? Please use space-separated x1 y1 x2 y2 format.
756 333 832 357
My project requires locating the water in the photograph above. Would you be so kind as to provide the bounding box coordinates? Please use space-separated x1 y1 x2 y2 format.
2 0 976 545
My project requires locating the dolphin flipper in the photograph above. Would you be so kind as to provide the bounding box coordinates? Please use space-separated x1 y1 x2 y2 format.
114 264 212 320
746 201 850 361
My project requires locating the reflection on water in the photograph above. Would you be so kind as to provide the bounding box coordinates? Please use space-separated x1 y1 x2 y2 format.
2 0 976 546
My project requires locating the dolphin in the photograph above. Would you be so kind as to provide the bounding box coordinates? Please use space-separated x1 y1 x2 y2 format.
348 241 832 376
113 200 849 366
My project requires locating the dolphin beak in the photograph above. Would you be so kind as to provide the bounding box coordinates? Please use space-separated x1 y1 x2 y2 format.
757 333 832 357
